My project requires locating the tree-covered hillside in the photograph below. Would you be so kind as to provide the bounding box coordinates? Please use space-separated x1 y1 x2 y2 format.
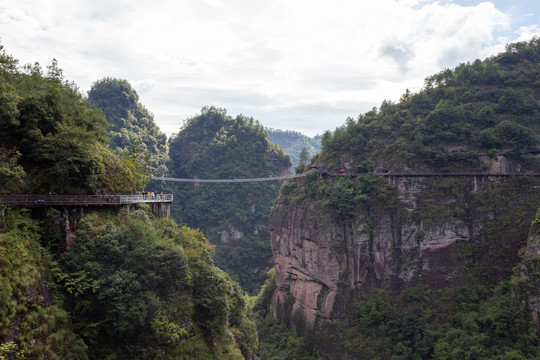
158 107 291 293
0 46 257 360
256 38 540 359
0 50 143 195
266 128 321 170
1 209 258 360
316 37 540 174
88 78 169 177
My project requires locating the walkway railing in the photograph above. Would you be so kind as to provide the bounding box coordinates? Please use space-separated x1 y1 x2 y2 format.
0 194 173 206
330 172 540 177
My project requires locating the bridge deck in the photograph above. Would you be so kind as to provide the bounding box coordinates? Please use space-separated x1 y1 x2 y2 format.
0 194 173 207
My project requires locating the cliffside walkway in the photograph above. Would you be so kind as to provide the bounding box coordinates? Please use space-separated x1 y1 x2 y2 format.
326 171 540 178
0 194 173 207
0 194 174 219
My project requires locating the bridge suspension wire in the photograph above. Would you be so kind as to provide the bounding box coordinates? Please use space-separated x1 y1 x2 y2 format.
151 174 307 183
151 171 540 184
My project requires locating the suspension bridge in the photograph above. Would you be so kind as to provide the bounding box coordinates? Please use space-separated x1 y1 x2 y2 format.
1 171 538 209
151 171 540 183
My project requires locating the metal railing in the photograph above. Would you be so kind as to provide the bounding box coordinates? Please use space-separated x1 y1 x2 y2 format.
0 194 173 206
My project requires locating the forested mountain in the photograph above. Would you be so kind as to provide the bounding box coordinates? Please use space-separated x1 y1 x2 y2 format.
256 38 540 359
3 32 540 359
316 39 540 174
266 128 321 170
0 55 143 195
156 107 291 293
88 78 168 177
0 45 256 359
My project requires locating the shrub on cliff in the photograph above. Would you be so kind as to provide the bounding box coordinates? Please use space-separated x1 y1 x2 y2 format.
0 210 88 359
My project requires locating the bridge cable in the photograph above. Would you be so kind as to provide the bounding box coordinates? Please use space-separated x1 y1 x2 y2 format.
151 174 307 183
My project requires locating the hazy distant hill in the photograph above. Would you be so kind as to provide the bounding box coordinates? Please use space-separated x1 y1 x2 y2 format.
266 128 322 168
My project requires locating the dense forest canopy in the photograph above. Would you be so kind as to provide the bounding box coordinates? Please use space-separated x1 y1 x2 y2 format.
88 77 169 177
316 37 540 174
168 107 290 179
158 106 291 293
0 45 257 360
0 48 144 195
1 208 258 359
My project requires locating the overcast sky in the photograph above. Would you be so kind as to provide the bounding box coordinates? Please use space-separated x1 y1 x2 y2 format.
1 1 539 137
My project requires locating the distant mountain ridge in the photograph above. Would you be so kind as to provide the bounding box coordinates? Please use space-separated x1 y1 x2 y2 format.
266 128 321 169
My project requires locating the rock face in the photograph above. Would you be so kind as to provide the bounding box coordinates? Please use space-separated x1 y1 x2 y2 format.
520 212 540 332
269 174 540 335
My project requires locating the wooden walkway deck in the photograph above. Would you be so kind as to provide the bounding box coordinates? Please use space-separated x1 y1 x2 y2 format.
0 194 173 207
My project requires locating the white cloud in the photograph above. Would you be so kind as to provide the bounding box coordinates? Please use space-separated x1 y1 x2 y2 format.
515 25 540 41
0 0 536 136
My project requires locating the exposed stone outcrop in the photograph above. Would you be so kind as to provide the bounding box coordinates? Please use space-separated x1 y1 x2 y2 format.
220 225 245 244
63 207 84 250
519 212 540 332
269 175 540 335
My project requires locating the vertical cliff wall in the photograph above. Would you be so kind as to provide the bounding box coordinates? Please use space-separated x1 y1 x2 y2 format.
518 209 540 332
269 173 540 335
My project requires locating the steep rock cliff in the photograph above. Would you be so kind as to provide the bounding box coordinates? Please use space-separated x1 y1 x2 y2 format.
270 169 540 335
518 209 540 332
264 38 540 358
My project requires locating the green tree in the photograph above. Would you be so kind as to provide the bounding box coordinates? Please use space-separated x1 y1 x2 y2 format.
88 78 169 176
161 106 291 293
0 49 141 194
